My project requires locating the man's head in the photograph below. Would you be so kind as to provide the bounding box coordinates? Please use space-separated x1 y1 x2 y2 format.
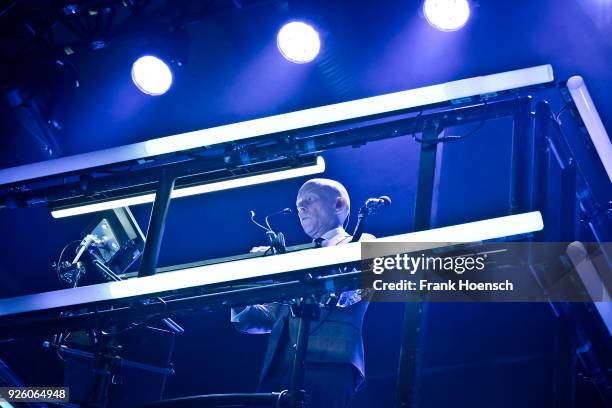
296 178 350 239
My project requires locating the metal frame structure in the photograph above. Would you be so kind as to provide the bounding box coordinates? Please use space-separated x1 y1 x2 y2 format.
0 95 546 408
532 98 612 407
7 66 612 407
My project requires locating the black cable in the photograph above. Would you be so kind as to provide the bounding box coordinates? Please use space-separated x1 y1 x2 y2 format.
55 240 82 282
411 100 490 145
412 118 486 145
57 239 81 265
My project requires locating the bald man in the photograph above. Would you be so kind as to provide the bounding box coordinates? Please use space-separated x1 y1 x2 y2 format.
231 178 371 408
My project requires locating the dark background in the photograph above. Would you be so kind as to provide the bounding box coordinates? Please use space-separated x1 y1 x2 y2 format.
0 0 610 406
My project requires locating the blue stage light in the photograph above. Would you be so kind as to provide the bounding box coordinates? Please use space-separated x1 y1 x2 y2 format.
276 21 321 63
423 0 471 32
131 55 173 96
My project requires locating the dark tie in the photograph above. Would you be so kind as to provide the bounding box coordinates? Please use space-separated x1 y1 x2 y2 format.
314 237 325 248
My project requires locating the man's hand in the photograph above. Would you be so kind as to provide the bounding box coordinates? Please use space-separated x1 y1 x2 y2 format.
250 246 270 253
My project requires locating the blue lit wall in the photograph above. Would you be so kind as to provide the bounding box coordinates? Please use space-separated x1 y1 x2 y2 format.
1 0 610 406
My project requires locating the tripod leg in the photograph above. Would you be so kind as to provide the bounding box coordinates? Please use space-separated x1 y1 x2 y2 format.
84 332 118 408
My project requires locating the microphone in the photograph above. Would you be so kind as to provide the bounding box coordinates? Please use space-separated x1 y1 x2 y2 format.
264 208 291 254
351 195 391 242
249 208 291 255
271 208 292 215
365 195 392 210
265 208 292 231
250 208 292 232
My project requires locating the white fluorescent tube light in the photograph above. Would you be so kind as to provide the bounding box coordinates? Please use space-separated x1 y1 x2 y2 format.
376 210 544 243
566 76 612 183
51 156 326 218
0 211 543 316
566 241 612 337
0 65 554 186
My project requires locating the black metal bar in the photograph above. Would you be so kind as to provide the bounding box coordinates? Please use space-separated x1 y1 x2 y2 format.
3 97 529 208
558 162 577 242
44 343 175 376
48 155 318 212
412 125 440 232
85 334 118 408
288 299 319 407
289 317 310 408
289 315 310 400
93 258 184 333
552 314 576 408
139 172 176 277
542 103 578 242
393 302 425 408
535 101 579 242
0 268 364 340
509 96 533 214
533 101 552 240
394 125 439 408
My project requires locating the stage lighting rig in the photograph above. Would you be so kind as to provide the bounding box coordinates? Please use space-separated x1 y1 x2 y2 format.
277 21 321 63
131 55 174 96
131 27 191 95
423 0 471 32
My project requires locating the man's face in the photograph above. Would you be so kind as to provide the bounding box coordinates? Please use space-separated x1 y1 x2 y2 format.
296 186 337 239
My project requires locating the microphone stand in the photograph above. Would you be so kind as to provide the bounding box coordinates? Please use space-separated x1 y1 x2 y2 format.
144 223 310 407
251 209 290 255
351 197 391 242
51 239 184 408
251 209 313 407
287 292 319 408
351 204 373 243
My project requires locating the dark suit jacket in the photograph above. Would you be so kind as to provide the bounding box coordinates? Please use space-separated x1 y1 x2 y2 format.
233 296 368 386
232 233 374 389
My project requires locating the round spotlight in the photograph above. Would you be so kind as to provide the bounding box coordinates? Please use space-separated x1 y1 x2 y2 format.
423 0 470 32
277 21 321 64
131 55 173 96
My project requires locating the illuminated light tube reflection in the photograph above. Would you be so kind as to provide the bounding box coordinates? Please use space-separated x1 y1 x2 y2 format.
567 76 612 183
51 156 326 218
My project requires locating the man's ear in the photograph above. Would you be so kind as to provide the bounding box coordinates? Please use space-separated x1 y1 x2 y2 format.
335 197 347 213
